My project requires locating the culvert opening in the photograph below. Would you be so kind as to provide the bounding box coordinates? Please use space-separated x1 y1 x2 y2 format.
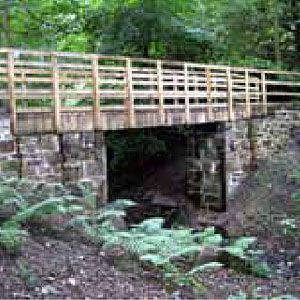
106 124 227 226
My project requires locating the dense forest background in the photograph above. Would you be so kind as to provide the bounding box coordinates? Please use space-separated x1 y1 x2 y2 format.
1 0 300 69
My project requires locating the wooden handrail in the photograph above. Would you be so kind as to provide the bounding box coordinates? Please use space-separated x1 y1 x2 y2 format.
0 48 299 134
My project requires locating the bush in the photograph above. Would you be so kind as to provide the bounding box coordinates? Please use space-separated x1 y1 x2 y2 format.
71 200 266 293
0 175 86 254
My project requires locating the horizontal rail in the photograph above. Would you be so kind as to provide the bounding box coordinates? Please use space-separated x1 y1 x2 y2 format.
0 48 298 134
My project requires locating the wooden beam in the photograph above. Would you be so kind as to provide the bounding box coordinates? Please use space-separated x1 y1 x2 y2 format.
206 67 213 120
261 72 267 115
226 68 234 121
157 60 165 125
92 56 101 129
184 63 190 123
245 70 251 118
51 54 60 132
7 51 16 135
125 58 135 127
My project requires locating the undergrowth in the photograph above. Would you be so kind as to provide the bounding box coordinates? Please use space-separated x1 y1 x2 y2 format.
0 175 88 254
0 175 274 294
71 199 272 293
280 170 300 236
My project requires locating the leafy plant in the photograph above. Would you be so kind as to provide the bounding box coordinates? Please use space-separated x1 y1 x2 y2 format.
71 202 266 293
17 260 39 289
224 237 257 259
0 222 27 255
280 170 300 236
0 175 86 254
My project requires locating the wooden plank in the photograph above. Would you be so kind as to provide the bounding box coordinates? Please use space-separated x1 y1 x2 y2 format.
267 92 300 96
261 72 267 115
184 64 190 123
265 80 300 86
92 56 101 129
7 51 17 135
51 54 61 132
125 58 135 127
206 67 213 120
157 60 165 125
245 70 251 118
226 68 234 121
14 61 51 67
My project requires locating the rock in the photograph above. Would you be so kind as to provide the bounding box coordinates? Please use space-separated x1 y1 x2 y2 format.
41 285 59 295
68 278 77 286
110 215 127 230
196 246 222 264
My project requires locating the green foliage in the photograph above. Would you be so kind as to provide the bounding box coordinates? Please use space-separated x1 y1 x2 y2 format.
280 218 297 235
71 201 267 293
280 170 300 237
228 290 298 300
85 0 214 61
0 222 27 255
224 237 257 259
0 175 85 254
17 260 39 289
1 0 300 68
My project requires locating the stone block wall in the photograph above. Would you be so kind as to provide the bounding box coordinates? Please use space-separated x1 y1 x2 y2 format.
0 117 107 203
186 110 300 211
186 123 226 211
226 110 300 195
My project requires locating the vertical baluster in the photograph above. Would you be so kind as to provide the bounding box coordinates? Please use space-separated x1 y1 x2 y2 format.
245 69 251 118
7 50 16 135
261 71 267 115
184 63 190 123
92 55 101 129
157 60 165 125
51 54 60 132
206 67 213 120
226 68 234 121
125 58 135 127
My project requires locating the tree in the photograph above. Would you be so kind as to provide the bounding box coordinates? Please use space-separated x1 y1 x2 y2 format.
85 0 215 61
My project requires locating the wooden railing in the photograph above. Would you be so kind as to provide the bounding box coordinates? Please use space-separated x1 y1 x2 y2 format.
0 48 299 134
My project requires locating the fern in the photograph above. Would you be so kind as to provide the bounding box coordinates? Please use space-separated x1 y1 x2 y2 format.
224 237 257 259
0 175 86 254
0 222 27 254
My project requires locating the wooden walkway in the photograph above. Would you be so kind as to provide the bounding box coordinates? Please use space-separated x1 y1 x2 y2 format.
0 48 299 134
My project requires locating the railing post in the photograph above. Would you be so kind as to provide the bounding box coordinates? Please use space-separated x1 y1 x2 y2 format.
125 58 135 128
7 50 16 135
226 68 234 121
206 67 213 120
261 71 267 115
184 63 190 123
51 54 60 132
157 60 165 125
92 56 101 130
245 69 251 118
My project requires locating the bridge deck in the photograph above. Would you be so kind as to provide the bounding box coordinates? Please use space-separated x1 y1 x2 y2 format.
0 48 299 134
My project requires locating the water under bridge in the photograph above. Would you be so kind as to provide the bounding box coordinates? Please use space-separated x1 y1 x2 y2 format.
0 48 299 211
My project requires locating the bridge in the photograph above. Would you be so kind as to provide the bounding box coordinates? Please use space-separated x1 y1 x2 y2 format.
0 48 299 206
0 48 299 135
